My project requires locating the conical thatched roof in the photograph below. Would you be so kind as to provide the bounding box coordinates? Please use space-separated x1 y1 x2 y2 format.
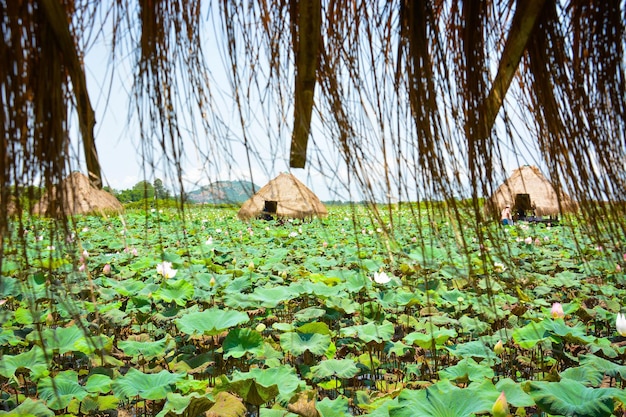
33 172 124 217
487 165 577 217
237 173 327 220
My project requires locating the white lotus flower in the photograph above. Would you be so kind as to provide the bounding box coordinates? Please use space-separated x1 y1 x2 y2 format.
373 271 391 284
156 261 177 279
616 313 626 336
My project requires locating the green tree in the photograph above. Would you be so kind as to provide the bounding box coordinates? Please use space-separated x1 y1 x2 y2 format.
153 179 169 200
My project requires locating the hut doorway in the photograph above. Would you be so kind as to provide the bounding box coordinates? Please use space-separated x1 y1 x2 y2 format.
514 193 534 220
261 200 278 220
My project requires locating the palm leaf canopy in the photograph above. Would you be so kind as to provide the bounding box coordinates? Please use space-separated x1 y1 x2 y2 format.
0 0 625 243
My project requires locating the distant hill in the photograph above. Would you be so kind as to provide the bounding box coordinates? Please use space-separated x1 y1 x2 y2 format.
186 180 259 204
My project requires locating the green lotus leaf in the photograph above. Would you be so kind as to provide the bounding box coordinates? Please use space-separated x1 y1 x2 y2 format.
578 354 626 379
14 306 44 325
494 378 536 408
155 392 215 417
73 334 113 355
153 279 195 306
223 328 264 359
316 396 352 417
388 380 493 417
216 375 278 407
112 368 185 400
512 320 550 349
542 319 590 344
297 321 331 335
38 370 88 410
446 340 498 365
28 325 84 355
84 373 112 394
529 380 618 417
586 337 619 358
311 359 359 379
293 307 326 322
0 345 49 382
0 398 54 417
560 366 605 387
403 327 457 349
175 308 250 336
438 357 494 382
341 321 394 344
118 334 175 360
280 332 331 356
324 295 358 314
251 285 299 308
230 366 303 402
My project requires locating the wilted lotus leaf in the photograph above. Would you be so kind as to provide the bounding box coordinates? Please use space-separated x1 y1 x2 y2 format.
205 391 247 416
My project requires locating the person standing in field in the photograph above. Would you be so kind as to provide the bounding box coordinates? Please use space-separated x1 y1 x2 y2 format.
501 205 513 225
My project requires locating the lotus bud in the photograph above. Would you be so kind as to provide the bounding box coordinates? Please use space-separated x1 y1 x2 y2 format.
617 264 622 273
255 323 266 333
82 249 89 259
248 261 255 270
492 391 509 417
103 264 111 275
616 313 626 336
209 277 216 287
280 270 287 279
551 302 564 319
494 340 505 356
524 237 533 245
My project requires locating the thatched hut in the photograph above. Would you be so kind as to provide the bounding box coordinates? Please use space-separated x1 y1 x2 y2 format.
487 165 577 219
237 172 327 220
33 172 124 217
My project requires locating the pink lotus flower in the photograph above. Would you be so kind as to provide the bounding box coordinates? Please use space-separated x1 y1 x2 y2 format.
617 264 622 273
524 237 533 245
551 302 564 319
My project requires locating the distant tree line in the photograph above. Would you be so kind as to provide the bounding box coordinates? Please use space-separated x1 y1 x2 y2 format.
109 179 171 203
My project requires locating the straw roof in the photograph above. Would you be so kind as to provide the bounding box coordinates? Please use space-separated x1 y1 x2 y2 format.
237 173 328 220
33 172 124 217
487 165 578 217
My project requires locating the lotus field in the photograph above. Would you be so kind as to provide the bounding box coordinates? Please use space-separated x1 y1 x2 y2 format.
2 205 626 417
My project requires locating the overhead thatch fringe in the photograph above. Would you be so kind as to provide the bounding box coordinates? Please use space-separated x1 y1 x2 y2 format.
486 165 578 218
238 173 327 220
33 172 124 217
